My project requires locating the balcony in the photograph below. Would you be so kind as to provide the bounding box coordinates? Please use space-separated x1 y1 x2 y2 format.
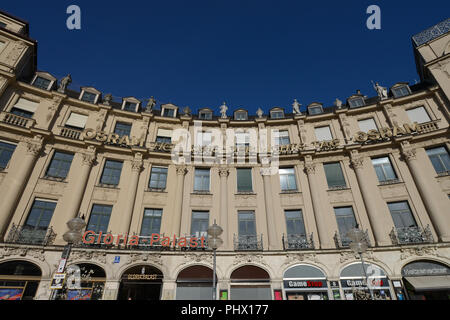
389 225 434 245
334 229 371 249
234 234 263 251
0 112 35 128
5 224 56 246
417 120 440 133
59 126 83 140
282 233 314 250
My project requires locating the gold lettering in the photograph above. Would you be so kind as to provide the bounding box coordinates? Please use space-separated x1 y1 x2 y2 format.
96 131 108 142
83 128 97 140
118 135 130 146
403 122 421 134
354 132 368 142
379 127 392 138
107 133 120 144
367 129 380 140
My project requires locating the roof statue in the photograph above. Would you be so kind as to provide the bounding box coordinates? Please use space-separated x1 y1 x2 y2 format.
58 74 72 93
292 99 301 114
103 93 112 106
220 102 228 118
146 96 156 112
256 108 264 118
372 81 388 100
334 98 343 109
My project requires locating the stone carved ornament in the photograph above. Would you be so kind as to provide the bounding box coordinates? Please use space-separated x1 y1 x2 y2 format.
0 246 45 261
283 252 319 266
399 245 442 260
233 254 268 266
129 253 163 266
184 252 212 264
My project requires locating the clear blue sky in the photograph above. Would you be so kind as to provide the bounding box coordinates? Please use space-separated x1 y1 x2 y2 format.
2 1 449 114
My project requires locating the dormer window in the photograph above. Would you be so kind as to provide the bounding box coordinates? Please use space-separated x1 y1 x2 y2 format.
121 98 140 113
391 84 411 98
31 72 56 91
308 103 324 115
199 109 213 120
79 87 100 104
348 97 365 108
234 110 248 121
270 108 285 119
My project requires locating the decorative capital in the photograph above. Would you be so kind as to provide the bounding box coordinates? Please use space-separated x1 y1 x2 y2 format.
402 148 417 161
131 159 143 172
25 136 43 156
350 157 364 169
304 163 316 175
176 166 188 176
81 152 96 167
218 168 229 178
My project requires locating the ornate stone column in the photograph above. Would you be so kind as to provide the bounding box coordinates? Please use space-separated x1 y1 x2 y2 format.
304 160 334 249
349 153 391 246
172 166 187 235
64 147 96 221
401 146 450 241
0 136 44 238
118 153 143 235
260 167 280 250
218 167 230 249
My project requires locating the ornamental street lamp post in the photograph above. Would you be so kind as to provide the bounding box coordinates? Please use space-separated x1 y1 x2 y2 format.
207 220 223 301
51 216 86 300
346 226 375 300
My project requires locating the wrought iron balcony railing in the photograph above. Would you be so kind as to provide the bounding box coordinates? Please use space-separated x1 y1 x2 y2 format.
389 225 434 245
5 224 57 246
334 229 371 249
282 233 314 250
233 234 263 251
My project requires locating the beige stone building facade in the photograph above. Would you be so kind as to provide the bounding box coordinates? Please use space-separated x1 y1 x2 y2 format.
0 11 449 300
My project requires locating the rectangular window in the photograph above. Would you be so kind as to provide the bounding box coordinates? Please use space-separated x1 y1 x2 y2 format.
358 118 378 133
270 110 284 119
237 168 252 192
308 106 323 115
114 122 132 137
334 207 357 242
285 210 306 236
238 211 256 236
314 126 333 141
156 128 172 144
86 204 113 234
32 77 51 90
0 141 16 169
80 91 97 104
199 111 212 120
235 111 248 121
279 167 297 191
45 151 74 179
392 86 410 98
387 201 417 229
348 97 365 108
426 147 450 175
140 209 162 236
274 130 290 146
162 108 175 117
11 98 39 118
372 157 398 183
123 101 137 112
235 132 250 148
24 199 57 238
406 106 431 124
65 112 88 129
323 162 346 189
149 166 168 190
196 131 212 146
194 168 210 192
100 160 123 186
191 211 209 238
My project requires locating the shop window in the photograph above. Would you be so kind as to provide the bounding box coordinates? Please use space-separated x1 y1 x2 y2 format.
194 168 210 192
358 118 378 133
279 167 297 191
45 151 74 179
148 166 168 190
140 209 162 236
86 204 113 234
324 162 346 189
0 141 16 170
371 156 398 183
236 168 252 192
190 211 209 238
114 122 132 137
406 106 431 124
0 261 42 300
100 160 123 186
176 266 216 300
426 146 450 175
230 266 271 300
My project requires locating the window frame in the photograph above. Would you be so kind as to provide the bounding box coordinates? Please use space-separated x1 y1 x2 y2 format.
86 204 113 234
148 166 168 191
284 210 306 236
314 125 333 142
99 159 123 186
323 162 347 189
391 85 411 98
348 97 366 108
236 168 253 193
23 199 57 232
190 211 210 238
387 201 418 229
238 211 257 237
79 90 99 104
0 140 16 170
45 151 74 180
334 206 358 240
193 168 211 192
371 156 398 183
234 110 248 121
279 167 298 192
140 208 163 236
426 146 450 175
113 122 132 137
406 106 432 124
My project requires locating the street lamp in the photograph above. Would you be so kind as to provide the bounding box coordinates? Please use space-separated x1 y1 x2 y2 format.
207 220 223 300
52 216 86 300
346 226 374 300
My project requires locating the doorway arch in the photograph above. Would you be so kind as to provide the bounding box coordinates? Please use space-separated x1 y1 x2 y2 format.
118 265 163 300
0 260 42 300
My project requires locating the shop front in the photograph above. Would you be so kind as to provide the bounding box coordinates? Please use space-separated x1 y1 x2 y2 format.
0 260 41 300
176 265 216 300
118 265 163 300
340 262 393 300
401 260 450 300
230 265 272 300
283 264 329 300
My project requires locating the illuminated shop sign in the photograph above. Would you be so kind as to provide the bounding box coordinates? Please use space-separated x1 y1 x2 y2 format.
283 280 328 289
340 278 389 288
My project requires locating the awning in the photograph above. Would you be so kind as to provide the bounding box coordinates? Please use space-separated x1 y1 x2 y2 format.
404 276 450 291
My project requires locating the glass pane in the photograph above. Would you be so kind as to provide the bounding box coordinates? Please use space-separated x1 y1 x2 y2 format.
0 142 16 169
387 202 417 228
237 168 252 192
323 163 346 188
334 207 357 237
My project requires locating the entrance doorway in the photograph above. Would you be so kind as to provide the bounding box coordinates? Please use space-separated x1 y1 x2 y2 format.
118 265 163 300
